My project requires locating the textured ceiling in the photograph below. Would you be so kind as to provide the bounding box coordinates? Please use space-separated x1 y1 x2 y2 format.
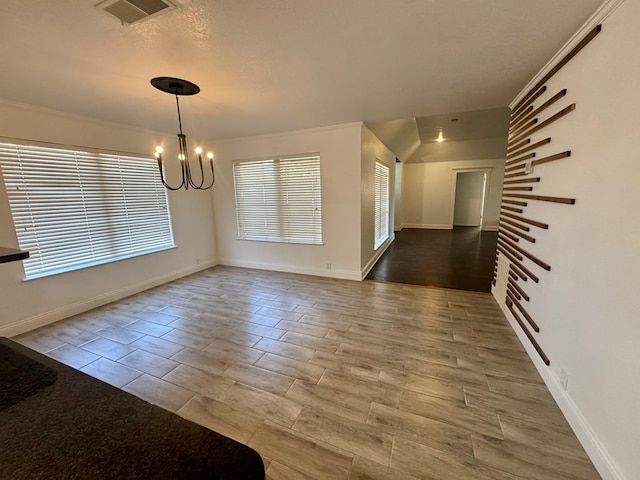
0 0 603 140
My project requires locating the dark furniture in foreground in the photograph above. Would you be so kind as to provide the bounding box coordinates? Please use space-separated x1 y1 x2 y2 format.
0 247 29 264
0 337 265 480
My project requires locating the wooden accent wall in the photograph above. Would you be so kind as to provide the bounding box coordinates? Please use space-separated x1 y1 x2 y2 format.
494 25 602 366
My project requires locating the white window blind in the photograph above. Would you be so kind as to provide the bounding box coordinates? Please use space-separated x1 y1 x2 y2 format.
0 142 174 279
374 161 390 249
233 154 322 244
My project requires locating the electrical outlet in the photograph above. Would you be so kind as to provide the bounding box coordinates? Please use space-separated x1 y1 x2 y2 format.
326 262 332 270
524 161 534 175
196 257 201 265
560 369 569 390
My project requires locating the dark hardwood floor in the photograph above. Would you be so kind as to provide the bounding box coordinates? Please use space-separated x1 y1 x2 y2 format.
366 227 498 292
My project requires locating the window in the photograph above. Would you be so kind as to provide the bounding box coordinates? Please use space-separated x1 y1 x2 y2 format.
0 142 174 279
233 154 322 244
374 161 389 249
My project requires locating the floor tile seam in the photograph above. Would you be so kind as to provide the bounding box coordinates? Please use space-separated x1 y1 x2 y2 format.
259 418 358 466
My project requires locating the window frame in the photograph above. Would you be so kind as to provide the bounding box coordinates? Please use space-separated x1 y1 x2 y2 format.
0 141 175 280
232 153 323 245
374 160 390 250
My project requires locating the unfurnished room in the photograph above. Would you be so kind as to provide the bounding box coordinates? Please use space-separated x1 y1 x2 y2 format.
0 1 638 479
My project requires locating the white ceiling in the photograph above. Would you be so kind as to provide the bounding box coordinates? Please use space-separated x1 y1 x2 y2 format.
0 0 603 140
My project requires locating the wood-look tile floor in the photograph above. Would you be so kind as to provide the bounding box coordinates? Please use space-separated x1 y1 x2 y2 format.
13 266 601 480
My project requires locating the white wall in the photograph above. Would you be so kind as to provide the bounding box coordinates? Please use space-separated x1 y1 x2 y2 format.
493 2 639 479
453 171 485 226
360 126 396 276
0 101 217 336
210 123 363 281
401 158 504 230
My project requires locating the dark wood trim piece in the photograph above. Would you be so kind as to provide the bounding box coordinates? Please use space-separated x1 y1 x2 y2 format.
508 277 530 301
507 291 540 332
501 211 549 229
512 86 548 121
532 150 572 167
500 236 552 271
507 138 530 154
503 171 529 179
515 89 568 129
500 218 531 232
502 199 528 207
503 177 541 185
497 245 540 283
498 239 523 261
499 222 536 243
502 186 534 192
506 299 550 365
503 193 576 205
509 118 538 140
0 247 29 264
507 283 522 301
510 105 534 127
505 163 526 173
498 228 520 243
506 153 535 167
507 138 552 159
509 104 576 146
512 24 601 113
501 205 523 214
508 270 518 281
509 261 529 283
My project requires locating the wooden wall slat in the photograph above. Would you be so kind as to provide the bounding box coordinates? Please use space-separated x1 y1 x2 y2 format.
506 299 550 365
501 212 549 229
497 247 540 283
507 138 551 159
499 223 535 243
507 138 530 154
515 89 568 129
508 104 576 146
503 177 541 185
507 290 540 332
501 205 523 214
501 236 552 271
512 86 548 121
502 199 528 206
511 24 601 112
503 193 576 204
508 277 530 301
532 150 572 167
500 218 530 232
506 153 536 167
498 227 521 243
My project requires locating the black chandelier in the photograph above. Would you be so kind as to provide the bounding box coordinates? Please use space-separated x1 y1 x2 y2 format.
151 77 215 190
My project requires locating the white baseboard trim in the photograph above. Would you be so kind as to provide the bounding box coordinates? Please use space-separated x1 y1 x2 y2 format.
492 287 627 480
401 223 452 230
394 226 403 232
482 226 498 232
360 234 394 280
1 260 218 338
217 258 361 281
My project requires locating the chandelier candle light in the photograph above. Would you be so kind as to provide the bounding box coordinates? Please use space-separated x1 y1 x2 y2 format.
151 76 215 190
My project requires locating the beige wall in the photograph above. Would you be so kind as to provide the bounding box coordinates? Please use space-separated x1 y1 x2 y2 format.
360 126 396 275
210 123 363 280
401 158 504 230
494 2 640 478
0 101 217 336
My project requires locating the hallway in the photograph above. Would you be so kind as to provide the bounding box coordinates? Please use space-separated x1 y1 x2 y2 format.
366 227 498 293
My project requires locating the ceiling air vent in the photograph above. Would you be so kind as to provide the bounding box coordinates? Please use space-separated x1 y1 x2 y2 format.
95 0 177 25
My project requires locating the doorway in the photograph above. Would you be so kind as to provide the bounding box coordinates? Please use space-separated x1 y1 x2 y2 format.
453 171 487 227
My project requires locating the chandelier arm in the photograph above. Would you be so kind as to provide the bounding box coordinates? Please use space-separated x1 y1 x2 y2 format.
199 161 215 189
157 157 186 190
188 154 206 189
